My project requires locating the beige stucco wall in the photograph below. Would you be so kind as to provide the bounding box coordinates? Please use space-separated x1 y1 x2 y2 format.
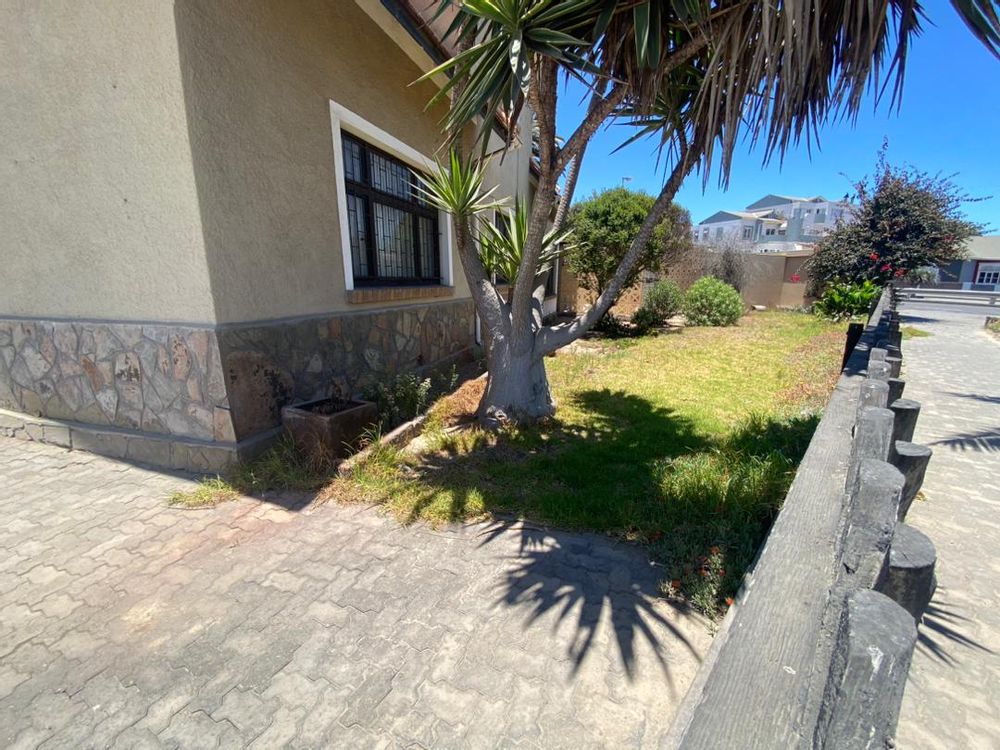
176 0 532 324
0 1 214 323
2 0 531 326
743 254 810 308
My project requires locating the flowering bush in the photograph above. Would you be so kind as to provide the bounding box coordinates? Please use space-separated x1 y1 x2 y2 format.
807 147 981 291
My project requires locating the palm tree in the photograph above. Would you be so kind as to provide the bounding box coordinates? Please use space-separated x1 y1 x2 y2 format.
416 0 999 426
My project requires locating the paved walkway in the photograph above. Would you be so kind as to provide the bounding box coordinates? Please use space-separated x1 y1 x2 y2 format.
0 440 710 749
895 304 1000 750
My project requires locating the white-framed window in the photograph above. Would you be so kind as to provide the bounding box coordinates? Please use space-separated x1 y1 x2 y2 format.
977 263 1000 285
329 101 453 291
815 208 827 223
702 228 710 240
742 225 754 240
715 227 724 240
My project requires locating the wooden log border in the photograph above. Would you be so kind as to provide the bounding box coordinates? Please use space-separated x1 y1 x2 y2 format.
666 287 938 750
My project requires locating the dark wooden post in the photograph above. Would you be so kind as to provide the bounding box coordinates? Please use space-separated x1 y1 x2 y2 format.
889 399 921 445
842 322 864 370
891 441 932 520
878 523 937 621
887 378 906 405
846 409 895 493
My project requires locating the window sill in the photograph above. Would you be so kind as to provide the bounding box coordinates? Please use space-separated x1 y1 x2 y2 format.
346 285 455 305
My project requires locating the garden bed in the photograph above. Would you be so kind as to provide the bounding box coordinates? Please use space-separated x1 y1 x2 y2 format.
323 311 846 616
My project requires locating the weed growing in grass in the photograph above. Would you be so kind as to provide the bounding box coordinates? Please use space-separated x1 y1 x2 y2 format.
168 436 337 508
901 326 931 339
231 437 333 493
168 477 239 508
649 412 816 617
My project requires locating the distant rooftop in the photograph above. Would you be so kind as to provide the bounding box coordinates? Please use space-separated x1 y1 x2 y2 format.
700 193 845 224
964 235 1000 260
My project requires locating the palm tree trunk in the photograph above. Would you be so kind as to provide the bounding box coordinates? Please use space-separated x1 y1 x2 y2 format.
478 337 554 427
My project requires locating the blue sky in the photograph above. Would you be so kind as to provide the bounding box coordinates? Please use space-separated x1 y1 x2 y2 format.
555 7 1000 231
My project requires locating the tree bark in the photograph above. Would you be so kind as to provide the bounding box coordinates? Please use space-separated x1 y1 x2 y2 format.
478 340 554 426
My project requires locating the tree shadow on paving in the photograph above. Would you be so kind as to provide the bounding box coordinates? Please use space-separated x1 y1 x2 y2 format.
387 391 819 683
475 518 703 691
945 391 1000 406
930 429 1000 453
916 591 995 667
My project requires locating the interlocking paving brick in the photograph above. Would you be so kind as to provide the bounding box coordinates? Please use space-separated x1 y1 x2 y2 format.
894 305 1000 750
0 438 711 747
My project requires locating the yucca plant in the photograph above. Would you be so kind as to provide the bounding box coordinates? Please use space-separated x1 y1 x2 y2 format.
418 0 999 426
478 201 569 285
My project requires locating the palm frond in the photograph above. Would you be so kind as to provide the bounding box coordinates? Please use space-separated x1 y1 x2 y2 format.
950 0 1000 57
413 149 508 218
478 200 570 283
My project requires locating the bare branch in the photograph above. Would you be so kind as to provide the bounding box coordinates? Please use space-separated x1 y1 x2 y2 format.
454 215 508 335
554 85 627 174
552 77 609 232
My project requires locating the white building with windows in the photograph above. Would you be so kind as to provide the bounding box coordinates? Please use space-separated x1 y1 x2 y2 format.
693 194 856 253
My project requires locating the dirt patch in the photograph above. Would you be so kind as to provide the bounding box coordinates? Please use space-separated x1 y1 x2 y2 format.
779 328 846 409
427 376 485 427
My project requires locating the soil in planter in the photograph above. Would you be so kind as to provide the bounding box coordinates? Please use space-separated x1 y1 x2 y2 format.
301 397 357 415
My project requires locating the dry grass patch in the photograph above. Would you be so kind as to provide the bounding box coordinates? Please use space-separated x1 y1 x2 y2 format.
168 477 240 508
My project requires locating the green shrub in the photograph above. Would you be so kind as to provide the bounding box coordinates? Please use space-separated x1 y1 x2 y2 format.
683 276 744 326
635 279 684 327
363 367 460 431
592 311 630 338
630 305 662 335
812 280 881 321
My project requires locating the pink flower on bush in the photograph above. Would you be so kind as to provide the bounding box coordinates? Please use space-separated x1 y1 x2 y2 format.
880 264 892 272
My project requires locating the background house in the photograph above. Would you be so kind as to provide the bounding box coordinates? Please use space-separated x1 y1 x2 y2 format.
937 236 1000 290
0 0 534 470
693 194 856 254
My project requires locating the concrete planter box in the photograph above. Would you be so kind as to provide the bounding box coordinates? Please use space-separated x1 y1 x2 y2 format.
281 398 377 465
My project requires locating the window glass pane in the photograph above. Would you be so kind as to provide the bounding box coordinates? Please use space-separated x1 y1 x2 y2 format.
374 202 416 279
977 264 1000 284
346 193 369 277
418 216 439 280
342 136 364 183
369 150 414 201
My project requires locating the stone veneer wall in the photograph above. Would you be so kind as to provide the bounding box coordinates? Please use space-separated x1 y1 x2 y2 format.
0 319 233 442
218 299 476 440
0 299 477 467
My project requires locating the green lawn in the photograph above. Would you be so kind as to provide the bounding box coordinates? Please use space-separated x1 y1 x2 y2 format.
332 311 846 615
